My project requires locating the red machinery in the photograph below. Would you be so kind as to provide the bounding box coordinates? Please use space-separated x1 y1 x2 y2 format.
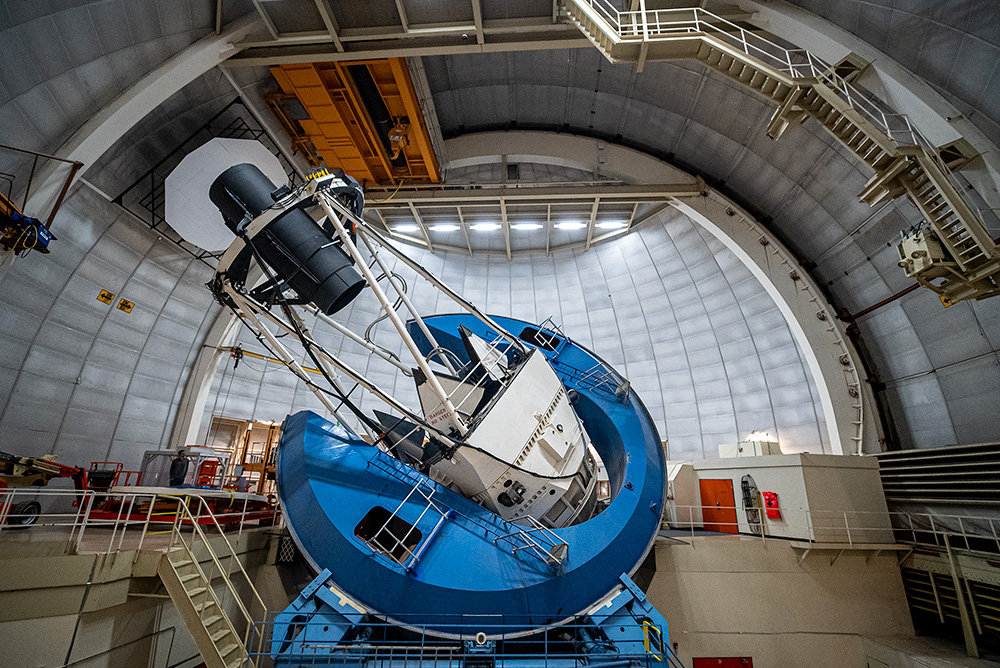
0 451 83 526
1 451 275 528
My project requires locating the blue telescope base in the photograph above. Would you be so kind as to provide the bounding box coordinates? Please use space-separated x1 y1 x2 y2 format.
266 571 683 668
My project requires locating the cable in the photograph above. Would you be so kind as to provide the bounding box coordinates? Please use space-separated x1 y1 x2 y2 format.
369 178 405 203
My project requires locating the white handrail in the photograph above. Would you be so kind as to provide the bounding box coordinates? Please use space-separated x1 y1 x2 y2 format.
580 0 991 232
167 494 269 661
566 0 964 174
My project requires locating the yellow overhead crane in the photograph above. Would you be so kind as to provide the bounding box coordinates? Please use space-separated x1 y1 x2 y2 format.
266 58 440 186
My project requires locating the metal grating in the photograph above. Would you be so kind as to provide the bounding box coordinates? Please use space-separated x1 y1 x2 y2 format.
278 534 298 563
875 442 1000 505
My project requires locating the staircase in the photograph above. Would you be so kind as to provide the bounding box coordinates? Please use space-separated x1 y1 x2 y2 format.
156 497 268 668
562 0 1000 305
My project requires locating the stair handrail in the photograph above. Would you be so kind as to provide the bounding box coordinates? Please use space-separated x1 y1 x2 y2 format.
565 0 990 252
167 494 268 661
571 0 922 148
166 508 252 667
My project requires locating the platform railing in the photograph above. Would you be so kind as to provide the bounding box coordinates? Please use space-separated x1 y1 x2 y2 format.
667 502 1000 555
0 486 279 557
167 495 269 660
7 486 1000 560
570 0 924 149
250 615 680 668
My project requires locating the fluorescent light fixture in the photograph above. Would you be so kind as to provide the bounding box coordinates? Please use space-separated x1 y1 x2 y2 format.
554 221 586 230
511 222 543 231
596 220 627 229
747 430 772 443
429 224 460 232
470 222 501 231
394 224 419 233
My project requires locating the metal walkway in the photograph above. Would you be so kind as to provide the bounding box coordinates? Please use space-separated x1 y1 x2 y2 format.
563 0 1000 305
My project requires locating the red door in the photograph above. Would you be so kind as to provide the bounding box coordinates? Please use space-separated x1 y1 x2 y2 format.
699 479 738 534
693 659 753 668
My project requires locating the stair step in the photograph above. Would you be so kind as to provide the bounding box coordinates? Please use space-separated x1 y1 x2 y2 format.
863 146 884 162
927 200 949 215
221 643 242 658
180 573 203 584
196 600 219 615
211 628 233 643
203 614 225 628
188 586 208 598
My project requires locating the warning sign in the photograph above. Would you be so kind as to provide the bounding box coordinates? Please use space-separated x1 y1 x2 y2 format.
97 289 115 305
117 298 134 313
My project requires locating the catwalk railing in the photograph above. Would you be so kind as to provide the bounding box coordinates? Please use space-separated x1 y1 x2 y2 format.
667 503 1000 555
565 0 982 201
0 486 279 556
569 0 921 147
5 486 1000 558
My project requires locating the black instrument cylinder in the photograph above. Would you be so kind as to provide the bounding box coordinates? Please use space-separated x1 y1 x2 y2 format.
210 163 366 315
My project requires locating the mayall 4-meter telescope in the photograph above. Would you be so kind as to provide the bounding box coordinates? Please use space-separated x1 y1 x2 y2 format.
204 159 678 667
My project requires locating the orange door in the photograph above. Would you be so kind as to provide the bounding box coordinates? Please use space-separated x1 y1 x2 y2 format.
699 479 738 534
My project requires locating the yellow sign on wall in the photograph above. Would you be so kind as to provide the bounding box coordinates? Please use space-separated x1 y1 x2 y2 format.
117 298 134 313
97 289 115 305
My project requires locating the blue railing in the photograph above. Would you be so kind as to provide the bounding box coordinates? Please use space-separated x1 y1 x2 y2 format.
254 616 684 668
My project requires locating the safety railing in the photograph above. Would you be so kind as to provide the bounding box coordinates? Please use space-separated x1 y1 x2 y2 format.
365 477 452 573
0 486 280 557
568 1 929 152
365 455 574 574
493 515 570 573
167 495 270 660
251 615 681 668
668 502 895 545
667 502 1000 556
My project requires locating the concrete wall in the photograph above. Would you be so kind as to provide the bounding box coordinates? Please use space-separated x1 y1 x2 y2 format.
0 530 271 668
648 536 914 667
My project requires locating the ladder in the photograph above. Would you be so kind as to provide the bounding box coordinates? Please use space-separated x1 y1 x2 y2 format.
156 497 268 668
562 0 1000 305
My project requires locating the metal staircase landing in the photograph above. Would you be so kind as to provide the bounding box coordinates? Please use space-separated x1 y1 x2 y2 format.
563 0 1000 305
